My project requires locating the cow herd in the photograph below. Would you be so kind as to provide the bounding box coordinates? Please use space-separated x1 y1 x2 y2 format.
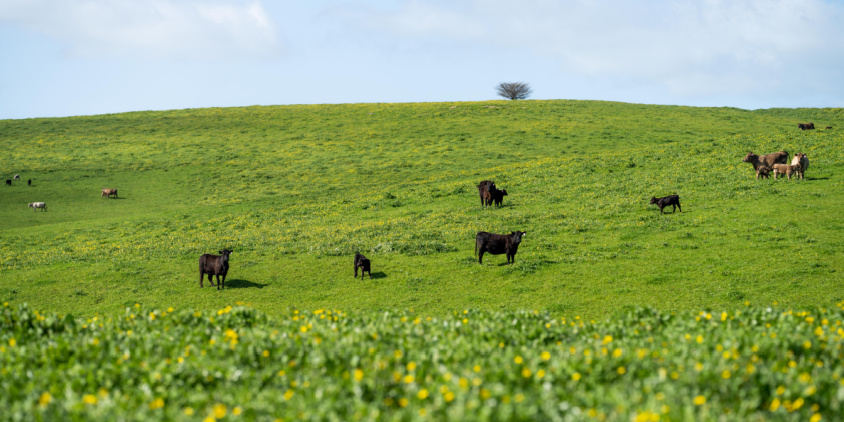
9 180 122 215
743 151 810 181
195 141 819 290
7 121 823 292
6 174 31 187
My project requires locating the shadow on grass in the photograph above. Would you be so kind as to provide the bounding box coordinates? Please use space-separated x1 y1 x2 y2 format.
224 279 269 289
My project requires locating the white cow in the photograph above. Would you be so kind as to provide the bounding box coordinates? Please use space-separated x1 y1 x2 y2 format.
791 153 809 179
28 202 47 212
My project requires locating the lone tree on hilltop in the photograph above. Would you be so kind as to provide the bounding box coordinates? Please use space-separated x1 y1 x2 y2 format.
496 82 532 100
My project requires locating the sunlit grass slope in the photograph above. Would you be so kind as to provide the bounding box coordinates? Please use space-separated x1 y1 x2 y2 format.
0 100 842 320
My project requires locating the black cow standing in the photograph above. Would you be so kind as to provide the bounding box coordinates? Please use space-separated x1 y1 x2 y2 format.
488 187 508 207
650 195 682 214
475 231 526 265
27 179 31 186
199 249 232 290
354 252 372 279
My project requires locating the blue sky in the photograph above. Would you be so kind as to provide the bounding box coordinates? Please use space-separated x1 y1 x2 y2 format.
2 0 843 120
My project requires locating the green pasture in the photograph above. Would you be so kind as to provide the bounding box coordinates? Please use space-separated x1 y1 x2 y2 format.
0 100 843 320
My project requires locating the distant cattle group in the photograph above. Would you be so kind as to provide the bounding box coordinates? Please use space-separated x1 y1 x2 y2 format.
477 180 508 208
743 150 810 181
9 117 828 293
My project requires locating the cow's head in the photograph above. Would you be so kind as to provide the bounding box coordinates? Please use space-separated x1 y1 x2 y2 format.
500 189 508 196
649 197 659 204
218 249 233 261
742 152 755 162
509 231 525 244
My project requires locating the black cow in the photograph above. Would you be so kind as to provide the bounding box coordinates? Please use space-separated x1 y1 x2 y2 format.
489 187 508 207
27 179 31 186
5 180 10 186
354 252 372 279
650 195 682 214
798 123 815 130
475 231 526 265
199 249 232 290
477 180 495 207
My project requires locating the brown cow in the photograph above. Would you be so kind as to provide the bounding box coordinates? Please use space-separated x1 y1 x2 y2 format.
772 164 801 180
477 180 495 208
743 151 789 172
101 188 118 198
475 231 526 265
798 123 815 130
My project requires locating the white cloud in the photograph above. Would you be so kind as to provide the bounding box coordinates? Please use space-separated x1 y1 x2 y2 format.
344 0 844 101
0 0 280 59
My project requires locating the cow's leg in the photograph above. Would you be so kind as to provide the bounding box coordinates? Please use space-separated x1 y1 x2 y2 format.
355 265 358 278
208 273 215 287
478 250 484 264
215 275 221 290
677 203 682 213
220 274 225 290
199 271 204 288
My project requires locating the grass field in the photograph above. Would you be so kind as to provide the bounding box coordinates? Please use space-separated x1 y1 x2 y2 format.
2 100 844 420
1 100 843 320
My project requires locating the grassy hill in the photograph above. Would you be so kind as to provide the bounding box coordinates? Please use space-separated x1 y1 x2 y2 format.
0 100 842 320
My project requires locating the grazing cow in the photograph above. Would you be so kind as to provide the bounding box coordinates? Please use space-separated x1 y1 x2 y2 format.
826 126 833 130
743 151 789 172
28 202 47 212
13 174 20 180
101 188 118 198
756 166 771 180
5 180 10 186
477 180 495 207
798 123 815 130
772 164 801 180
488 186 509 207
475 231 526 265
27 179 31 186
198 249 232 290
650 195 681 214
791 153 809 179
354 252 372 279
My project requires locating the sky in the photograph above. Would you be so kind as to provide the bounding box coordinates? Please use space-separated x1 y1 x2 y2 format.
1 0 843 120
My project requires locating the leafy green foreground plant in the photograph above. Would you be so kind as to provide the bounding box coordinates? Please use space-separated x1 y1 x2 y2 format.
2 301 843 421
